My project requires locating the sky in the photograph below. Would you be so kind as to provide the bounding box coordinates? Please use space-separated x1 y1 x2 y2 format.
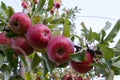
0 0 120 79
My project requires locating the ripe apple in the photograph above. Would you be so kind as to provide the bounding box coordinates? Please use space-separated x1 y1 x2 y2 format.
76 77 84 80
71 52 94 73
11 37 34 56
9 12 32 35
0 32 11 45
35 0 39 4
47 35 74 65
26 24 52 51
54 2 61 9
22 2 28 9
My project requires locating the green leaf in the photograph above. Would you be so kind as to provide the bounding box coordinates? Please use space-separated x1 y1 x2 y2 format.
1 1 7 10
100 30 106 43
0 54 4 67
25 72 35 80
111 66 120 75
31 53 42 69
7 6 15 19
70 53 84 62
88 28 100 42
50 17 64 24
47 0 54 11
115 39 120 47
70 48 87 62
36 0 46 12
105 20 120 41
98 44 114 61
42 53 55 73
0 45 18 68
62 18 70 37
41 60 48 77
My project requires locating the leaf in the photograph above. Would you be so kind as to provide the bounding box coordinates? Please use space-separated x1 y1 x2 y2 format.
0 45 18 68
36 0 46 12
105 20 120 41
32 16 41 24
111 66 120 75
31 53 42 69
115 39 120 48
70 48 87 62
1 1 7 10
70 53 84 62
25 72 35 80
7 6 15 19
42 53 55 73
0 54 4 67
100 30 106 43
98 44 114 61
41 60 48 77
62 18 70 37
88 28 100 42
47 0 54 11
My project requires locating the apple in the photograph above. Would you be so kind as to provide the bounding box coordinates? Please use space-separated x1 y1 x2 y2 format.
54 2 61 9
71 52 94 73
47 35 74 65
11 37 34 56
22 2 28 9
76 77 84 80
9 12 32 35
35 0 39 4
26 24 52 51
0 32 11 45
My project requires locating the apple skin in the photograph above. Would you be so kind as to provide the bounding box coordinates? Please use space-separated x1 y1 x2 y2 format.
35 0 39 4
0 32 11 45
76 77 84 80
9 12 32 35
26 24 52 51
47 35 74 65
22 2 28 9
71 52 94 74
11 37 34 56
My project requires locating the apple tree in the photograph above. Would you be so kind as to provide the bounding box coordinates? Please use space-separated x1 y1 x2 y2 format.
0 0 120 80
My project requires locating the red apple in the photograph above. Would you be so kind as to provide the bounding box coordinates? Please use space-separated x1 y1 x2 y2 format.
54 2 61 9
47 35 74 65
11 37 34 56
76 77 84 80
9 12 32 35
35 0 39 4
0 32 11 45
71 52 94 73
22 2 28 9
26 24 52 51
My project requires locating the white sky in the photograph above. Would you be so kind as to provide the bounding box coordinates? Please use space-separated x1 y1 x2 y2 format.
0 0 120 79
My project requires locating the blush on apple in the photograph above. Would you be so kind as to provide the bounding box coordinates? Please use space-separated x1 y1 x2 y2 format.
47 35 74 65
26 24 52 51
11 37 34 56
71 52 94 73
9 12 32 35
0 32 11 45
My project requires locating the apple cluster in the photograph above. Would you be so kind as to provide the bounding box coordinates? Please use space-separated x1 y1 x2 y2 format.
0 11 94 75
